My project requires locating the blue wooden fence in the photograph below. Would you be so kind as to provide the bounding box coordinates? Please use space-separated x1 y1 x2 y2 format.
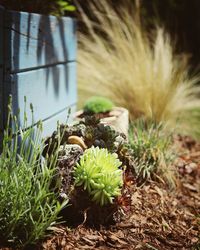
0 7 77 138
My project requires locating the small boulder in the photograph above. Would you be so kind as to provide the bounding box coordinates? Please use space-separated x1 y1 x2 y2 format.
67 135 87 150
57 144 83 198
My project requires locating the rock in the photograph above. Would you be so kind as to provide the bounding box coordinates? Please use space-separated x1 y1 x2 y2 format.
60 123 87 138
114 134 127 148
58 144 83 168
57 144 83 197
67 135 87 150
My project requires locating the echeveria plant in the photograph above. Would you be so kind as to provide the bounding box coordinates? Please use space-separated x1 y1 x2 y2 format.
73 147 123 206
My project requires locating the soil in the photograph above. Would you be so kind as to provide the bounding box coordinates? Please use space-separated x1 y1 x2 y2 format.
1 135 200 250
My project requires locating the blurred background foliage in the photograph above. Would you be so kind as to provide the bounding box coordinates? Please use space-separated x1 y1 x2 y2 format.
140 0 200 71
1 0 200 71
74 0 200 72
77 0 200 138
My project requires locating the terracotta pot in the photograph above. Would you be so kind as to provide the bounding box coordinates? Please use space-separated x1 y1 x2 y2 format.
75 107 129 137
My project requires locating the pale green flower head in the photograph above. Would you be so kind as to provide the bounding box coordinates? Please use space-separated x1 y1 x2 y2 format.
73 146 123 206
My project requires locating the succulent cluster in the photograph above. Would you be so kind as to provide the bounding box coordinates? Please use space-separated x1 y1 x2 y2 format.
83 116 126 151
44 116 126 156
85 123 119 150
43 123 86 156
83 96 114 115
43 117 133 211
73 147 123 206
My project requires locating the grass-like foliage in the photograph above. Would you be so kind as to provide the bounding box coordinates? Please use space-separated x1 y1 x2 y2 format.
83 96 114 114
73 146 123 206
129 119 175 186
0 101 67 247
78 0 200 138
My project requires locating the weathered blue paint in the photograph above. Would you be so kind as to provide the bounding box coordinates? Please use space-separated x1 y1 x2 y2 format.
4 10 77 72
40 104 76 138
0 7 77 139
10 62 77 128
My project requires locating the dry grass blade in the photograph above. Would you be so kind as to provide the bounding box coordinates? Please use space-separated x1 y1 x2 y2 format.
78 0 200 137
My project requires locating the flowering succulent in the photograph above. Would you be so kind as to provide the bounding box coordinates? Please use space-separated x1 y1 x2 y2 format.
73 147 123 206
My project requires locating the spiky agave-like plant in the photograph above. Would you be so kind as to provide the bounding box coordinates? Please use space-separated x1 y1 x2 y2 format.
73 147 123 206
78 0 200 138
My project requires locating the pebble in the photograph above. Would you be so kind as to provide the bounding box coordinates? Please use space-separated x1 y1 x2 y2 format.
68 135 87 150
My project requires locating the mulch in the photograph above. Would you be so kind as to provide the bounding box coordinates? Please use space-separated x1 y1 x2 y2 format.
1 135 200 250
39 135 200 250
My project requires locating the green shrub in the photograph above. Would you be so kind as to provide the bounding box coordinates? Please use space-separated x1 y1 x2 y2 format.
129 119 175 185
83 96 114 114
73 146 123 206
0 102 67 247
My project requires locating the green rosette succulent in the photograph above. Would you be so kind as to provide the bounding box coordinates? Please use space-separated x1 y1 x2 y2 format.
73 147 123 206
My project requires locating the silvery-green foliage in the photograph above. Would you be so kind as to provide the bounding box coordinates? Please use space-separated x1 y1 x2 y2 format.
73 147 123 206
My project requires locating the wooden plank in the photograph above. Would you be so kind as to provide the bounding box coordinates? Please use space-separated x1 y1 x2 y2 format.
9 62 77 128
3 10 76 72
40 104 76 138
1 104 76 153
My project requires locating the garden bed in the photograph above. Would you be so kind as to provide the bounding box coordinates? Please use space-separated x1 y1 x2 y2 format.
0 125 200 250
39 135 200 250
1 1 200 250
1 135 198 250
0 100 199 250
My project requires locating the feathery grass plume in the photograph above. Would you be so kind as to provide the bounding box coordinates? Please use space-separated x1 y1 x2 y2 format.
77 0 200 138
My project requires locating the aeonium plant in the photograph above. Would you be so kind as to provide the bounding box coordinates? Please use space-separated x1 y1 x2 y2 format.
73 146 123 206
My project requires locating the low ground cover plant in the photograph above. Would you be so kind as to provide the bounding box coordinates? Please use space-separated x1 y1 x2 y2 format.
0 101 67 247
